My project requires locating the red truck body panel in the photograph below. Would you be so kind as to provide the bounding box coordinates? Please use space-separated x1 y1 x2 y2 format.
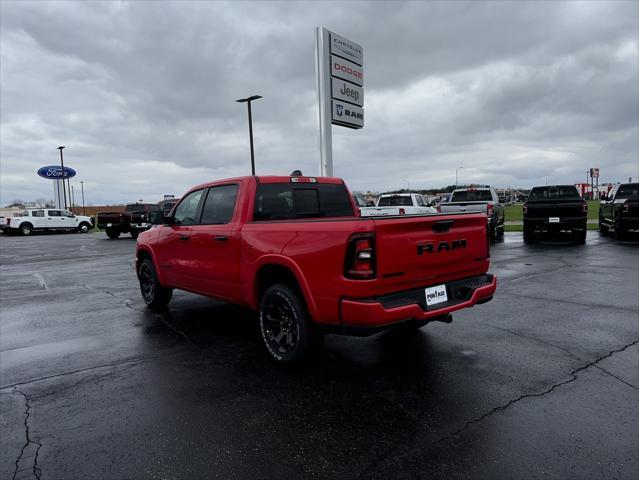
137 175 496 331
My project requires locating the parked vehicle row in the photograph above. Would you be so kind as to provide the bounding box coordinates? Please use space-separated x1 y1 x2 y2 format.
135 173 497 363
0 209 94 236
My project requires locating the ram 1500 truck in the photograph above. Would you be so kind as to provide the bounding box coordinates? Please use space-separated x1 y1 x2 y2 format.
136 174 497 363
599 182 638 239
360 193 436 217
97 203 162 239
438 187 505 242
523 185 588 243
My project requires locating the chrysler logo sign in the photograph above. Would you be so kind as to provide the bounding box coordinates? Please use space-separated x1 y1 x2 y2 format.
330 32 363 66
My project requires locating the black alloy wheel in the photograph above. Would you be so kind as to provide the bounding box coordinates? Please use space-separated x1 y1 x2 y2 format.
259 284 311 363
138 258 172 309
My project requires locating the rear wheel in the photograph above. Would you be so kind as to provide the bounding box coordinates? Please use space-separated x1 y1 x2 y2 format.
20 223 33 236
575 229 587 244
523 223 533 243
259 284 313 363
138 258 172 309
130 229 139 239
106 228 120 239
612 218 626 240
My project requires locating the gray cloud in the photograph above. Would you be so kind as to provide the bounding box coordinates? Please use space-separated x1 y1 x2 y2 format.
1 0 637 205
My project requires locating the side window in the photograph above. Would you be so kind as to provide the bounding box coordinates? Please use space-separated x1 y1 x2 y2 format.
125 205 133 213
173 190 204 226
63 211 74 217
33 210 45 217
48 210 61 217
415 195 425 207
200 185 239 224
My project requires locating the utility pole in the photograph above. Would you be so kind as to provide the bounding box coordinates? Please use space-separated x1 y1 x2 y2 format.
81 181 86 215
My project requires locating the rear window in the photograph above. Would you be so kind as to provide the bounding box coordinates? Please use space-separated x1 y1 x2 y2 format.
127 204 158 213
616 183 639 199
529 186 580 200
450 190 493 202
378 196 412 206
254 183 354 221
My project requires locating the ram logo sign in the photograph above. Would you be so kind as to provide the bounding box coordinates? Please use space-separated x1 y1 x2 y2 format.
37 166 77 179
417 239 467 255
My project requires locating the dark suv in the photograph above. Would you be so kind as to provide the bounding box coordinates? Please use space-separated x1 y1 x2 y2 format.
523 185 588 243
599 183 639 239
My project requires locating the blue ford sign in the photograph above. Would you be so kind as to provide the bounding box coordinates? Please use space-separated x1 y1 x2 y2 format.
37 165 76 179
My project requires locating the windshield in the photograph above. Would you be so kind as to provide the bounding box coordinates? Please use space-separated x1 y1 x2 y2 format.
378 196 412 206
450 190 493 202
615 183 639 199
529 186 580 200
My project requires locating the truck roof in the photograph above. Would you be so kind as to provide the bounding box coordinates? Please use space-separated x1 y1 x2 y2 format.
188 175 344 192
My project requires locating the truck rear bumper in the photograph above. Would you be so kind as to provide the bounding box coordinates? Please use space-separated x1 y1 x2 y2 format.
525 218 587 231
339 274 496 330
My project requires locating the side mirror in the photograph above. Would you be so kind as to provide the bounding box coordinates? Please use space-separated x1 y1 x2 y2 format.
148 210 166 225
600 193 607 201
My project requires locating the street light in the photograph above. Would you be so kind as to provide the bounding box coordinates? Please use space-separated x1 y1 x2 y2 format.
236 95 262 175
455 166 464 188
57 146 67 209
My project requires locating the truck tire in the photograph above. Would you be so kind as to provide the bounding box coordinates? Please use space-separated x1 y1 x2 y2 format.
575 229 587 244
130 229 139 239
489 223 496 244
523 223 533 243
259 284 313 363
599 215 608 235
77 222 91 234
612 218 626 240
106 228 120 239
138 258 172 309
20 223 33 236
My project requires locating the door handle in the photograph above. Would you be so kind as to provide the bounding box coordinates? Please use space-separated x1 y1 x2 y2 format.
180 235 189 241
214 235 228 242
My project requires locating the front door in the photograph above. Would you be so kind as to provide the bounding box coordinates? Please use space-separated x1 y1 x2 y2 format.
156 189 205 288
189 184 241 301
46 210 65 228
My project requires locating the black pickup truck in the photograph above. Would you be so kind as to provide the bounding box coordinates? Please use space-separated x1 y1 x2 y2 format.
96 203 161 239
599 182 639 239
523 185 588 243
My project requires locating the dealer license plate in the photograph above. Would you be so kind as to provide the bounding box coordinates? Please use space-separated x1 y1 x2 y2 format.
548 217 560 223
425 284 448 307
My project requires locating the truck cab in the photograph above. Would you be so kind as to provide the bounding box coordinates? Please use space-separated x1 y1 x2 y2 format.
599 183 639 239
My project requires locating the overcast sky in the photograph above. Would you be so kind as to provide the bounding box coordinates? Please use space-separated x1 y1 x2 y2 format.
1 0 638 205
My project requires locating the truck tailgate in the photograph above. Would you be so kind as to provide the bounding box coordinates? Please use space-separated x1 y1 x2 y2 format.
372 213 489 293
440 202 487 214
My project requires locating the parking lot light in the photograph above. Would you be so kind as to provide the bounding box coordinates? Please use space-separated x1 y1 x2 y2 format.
236 95 262 175
57 145 67 210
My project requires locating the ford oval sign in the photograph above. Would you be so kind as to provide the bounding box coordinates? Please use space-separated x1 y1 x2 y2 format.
37 165 76 179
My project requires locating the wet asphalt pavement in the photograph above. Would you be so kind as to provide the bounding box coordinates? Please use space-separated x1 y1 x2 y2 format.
0 230 637 480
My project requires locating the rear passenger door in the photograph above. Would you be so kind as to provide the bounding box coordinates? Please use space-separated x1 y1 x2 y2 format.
188 184 241 300
30 210 46 228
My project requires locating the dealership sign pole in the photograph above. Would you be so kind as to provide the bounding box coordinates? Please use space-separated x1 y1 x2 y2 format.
315 27 364 176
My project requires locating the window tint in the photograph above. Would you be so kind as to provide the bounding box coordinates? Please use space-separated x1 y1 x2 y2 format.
529 186 580 200
33 210 45 217
48 210 61 217
378 196 413 206
615 183 639 199
63 211 74 217
254 183 354 221
450 190 493 202
200 185 238 224
173 190 204 225
21 211 30 216
416 196 425 207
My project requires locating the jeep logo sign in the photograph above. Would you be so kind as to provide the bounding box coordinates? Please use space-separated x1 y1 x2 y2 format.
331 78 364 107
37 165 77 179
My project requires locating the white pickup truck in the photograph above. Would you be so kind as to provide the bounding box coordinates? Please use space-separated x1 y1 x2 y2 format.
0 208 94 236
438 187 505 242
359 193 436 217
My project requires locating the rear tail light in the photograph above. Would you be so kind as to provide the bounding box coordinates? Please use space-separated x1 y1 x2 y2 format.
487 204 494 216
436 205 441 213
485 222 490 259
623 201 629 213
399 208 405 215
523 205 528 215
6 218 10 226
344 234 376 279
582 203 588 214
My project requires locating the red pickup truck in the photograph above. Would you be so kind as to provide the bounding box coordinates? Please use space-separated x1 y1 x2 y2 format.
136 174 497 362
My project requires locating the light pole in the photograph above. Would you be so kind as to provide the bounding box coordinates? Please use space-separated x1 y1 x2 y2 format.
80 181 86 215
236 95 262 175
57 146 67 209
455 166 464 188
71 185 75 211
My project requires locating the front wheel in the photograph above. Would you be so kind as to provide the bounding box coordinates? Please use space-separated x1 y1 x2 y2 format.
106 228 120 239
20 223 33 236
138 258 172 309
259 284 312 363
77 222 91 234
130 229 139 239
